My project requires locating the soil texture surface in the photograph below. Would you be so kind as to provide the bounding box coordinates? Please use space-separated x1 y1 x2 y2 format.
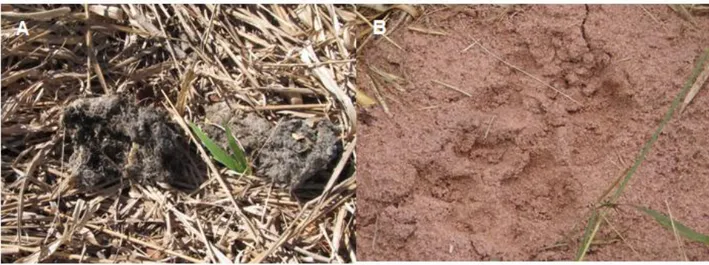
357 5 709 261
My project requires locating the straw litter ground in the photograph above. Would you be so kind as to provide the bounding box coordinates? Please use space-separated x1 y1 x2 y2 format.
1 4 358 263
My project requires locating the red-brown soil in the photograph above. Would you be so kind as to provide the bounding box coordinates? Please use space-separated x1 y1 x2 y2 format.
356 5 709 261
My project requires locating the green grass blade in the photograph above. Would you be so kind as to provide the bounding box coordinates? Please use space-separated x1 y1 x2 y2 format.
576 209 601 261
633 205 709 245
611 48 709 202
188 122 240 171
224 124 249 174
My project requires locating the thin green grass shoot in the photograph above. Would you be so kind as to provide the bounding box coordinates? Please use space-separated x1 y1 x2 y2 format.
188 122 249 174
633 205 709 245
224 123 250 175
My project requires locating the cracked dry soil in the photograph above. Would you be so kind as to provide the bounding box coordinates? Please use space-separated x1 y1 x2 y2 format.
357 5 709 261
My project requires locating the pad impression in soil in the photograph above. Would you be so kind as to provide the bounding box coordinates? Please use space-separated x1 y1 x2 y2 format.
63 95 201 188
205 103 342 190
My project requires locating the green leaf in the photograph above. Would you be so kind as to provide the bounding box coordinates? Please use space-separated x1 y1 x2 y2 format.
188 122 240 172
224 124 249 174
634 205 709 245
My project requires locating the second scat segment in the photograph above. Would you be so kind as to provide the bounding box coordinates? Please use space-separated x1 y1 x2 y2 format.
203 102 342 190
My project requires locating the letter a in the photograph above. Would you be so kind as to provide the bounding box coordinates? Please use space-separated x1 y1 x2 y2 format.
16 21 29 36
